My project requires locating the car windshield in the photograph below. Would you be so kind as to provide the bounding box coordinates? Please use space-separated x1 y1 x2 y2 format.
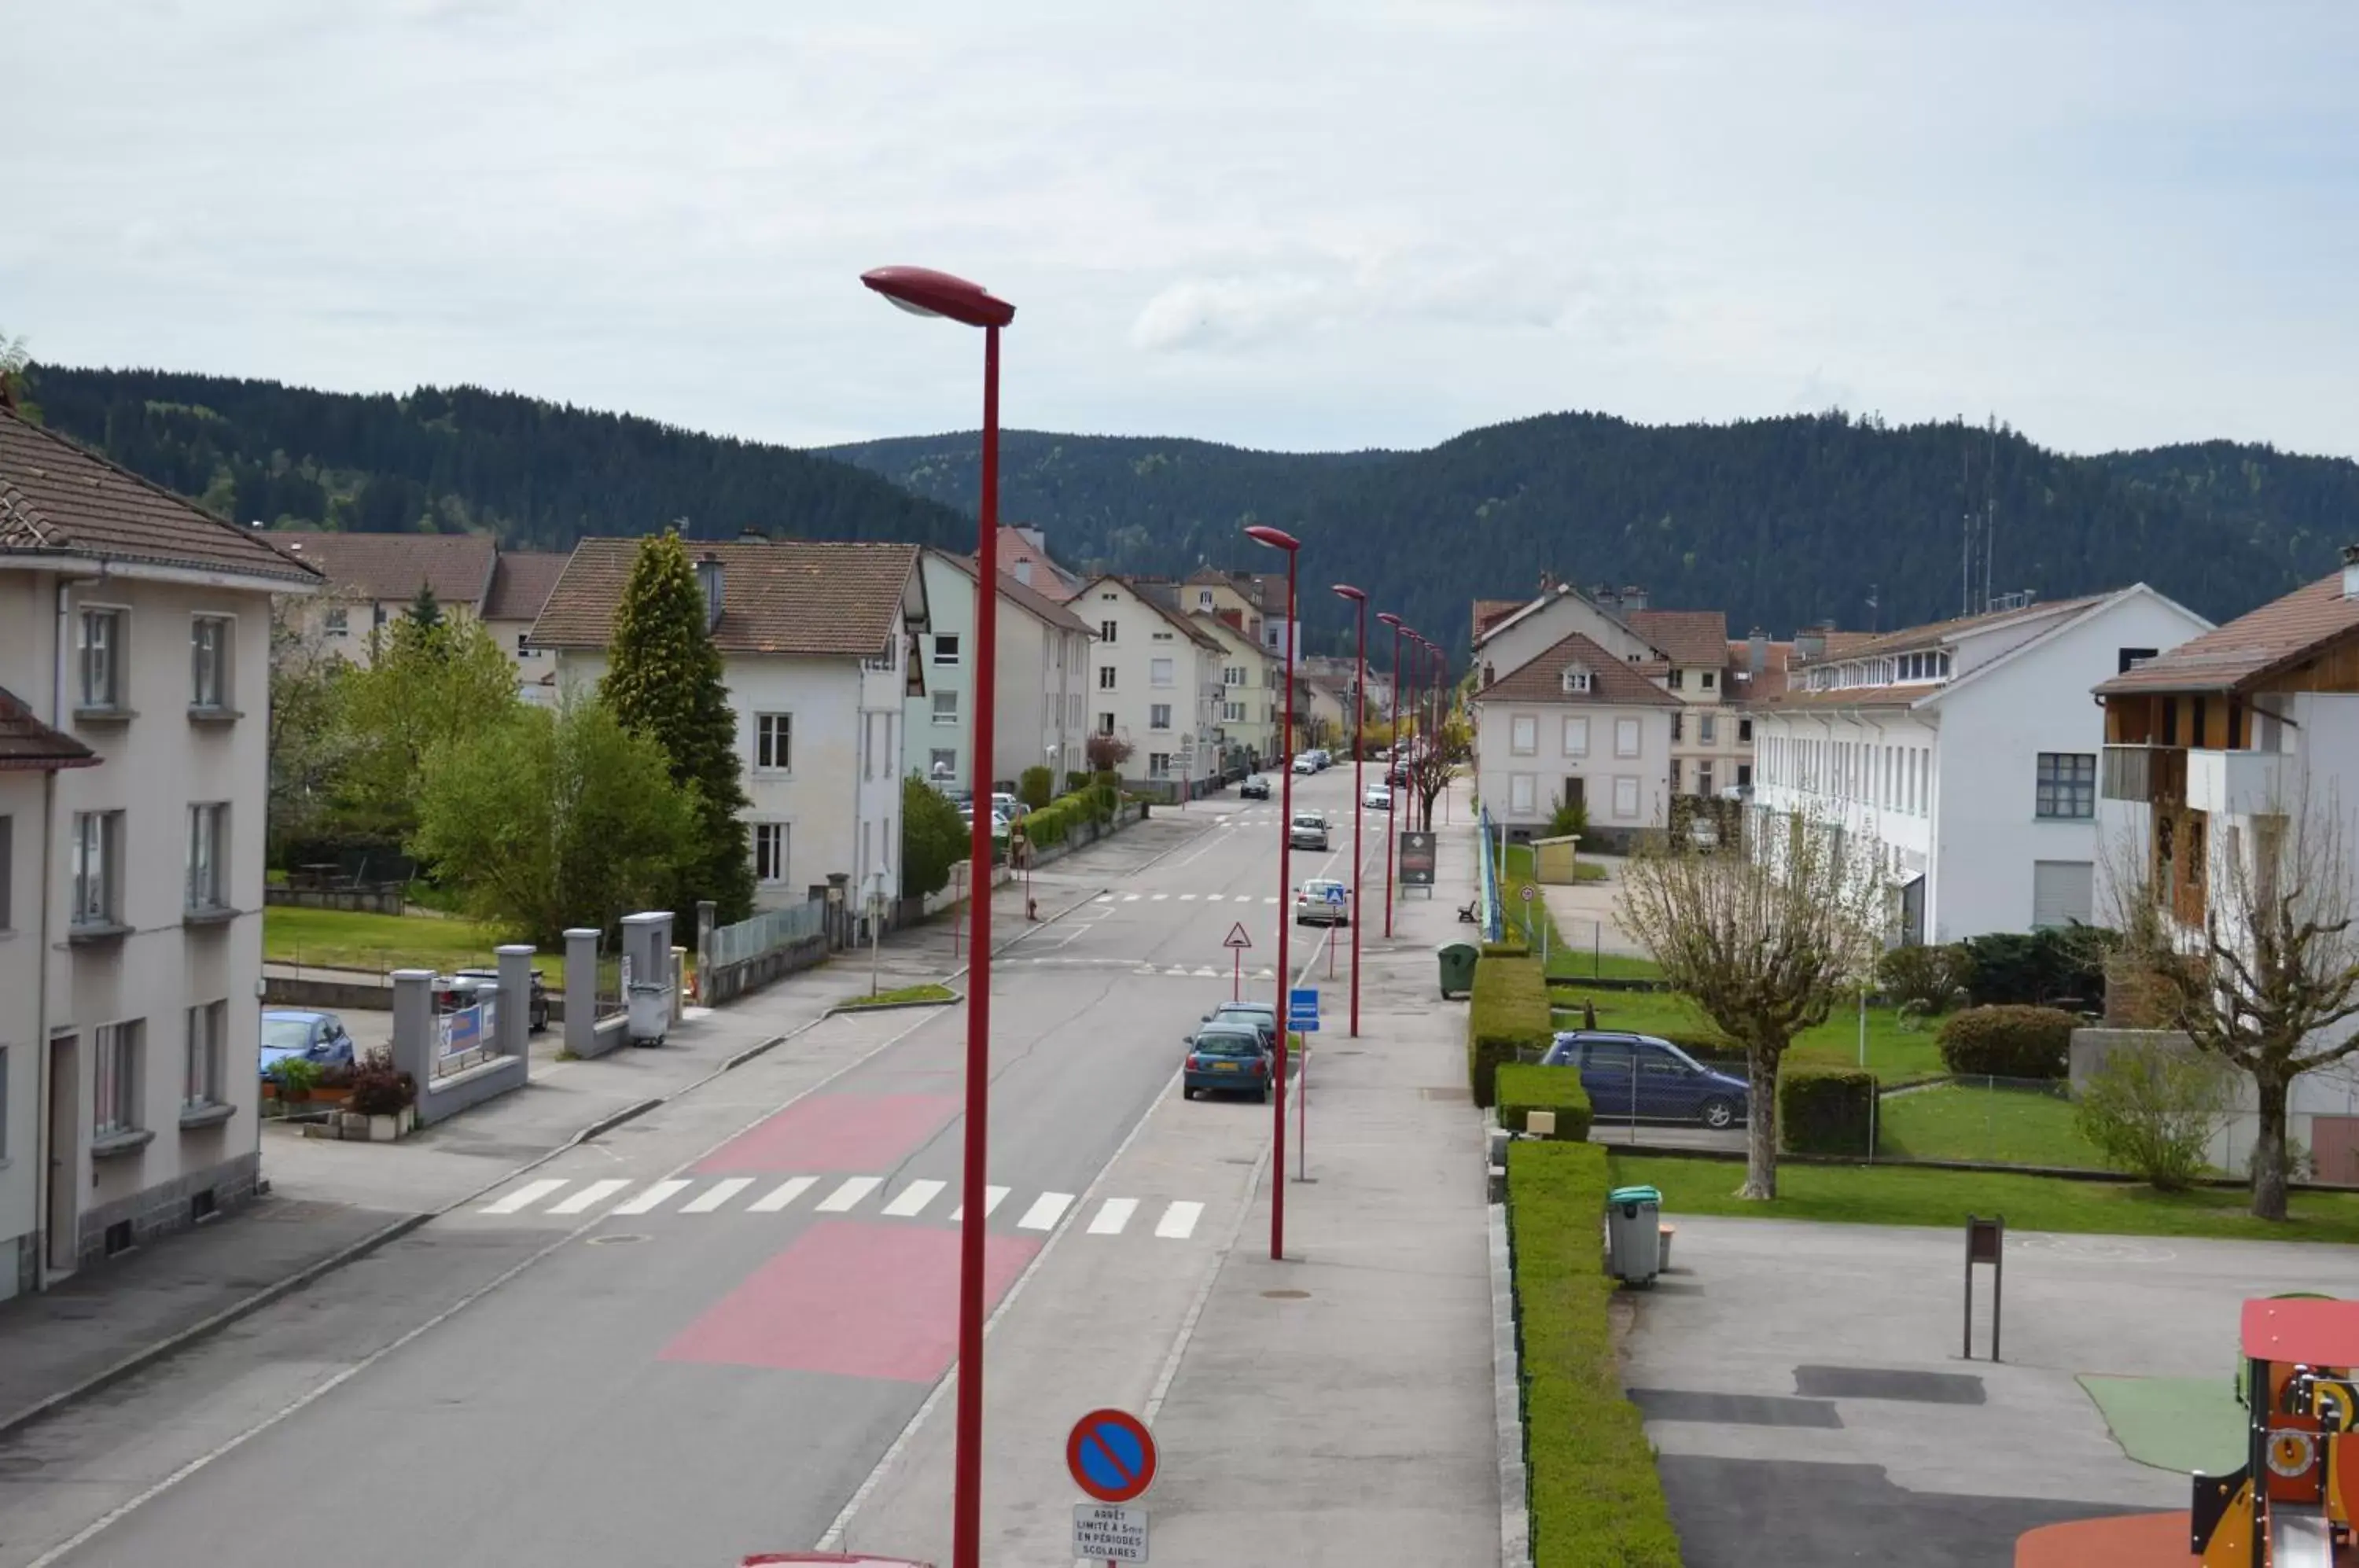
263 1017 315 1052
1293 814 1323 826
1216 1005 1275 1024
1194 1032 1263 1057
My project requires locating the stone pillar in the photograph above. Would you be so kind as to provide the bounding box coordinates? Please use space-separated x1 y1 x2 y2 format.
564 929 598 1055
391 970 434 1092
496 944 534 1062
697 900 716 992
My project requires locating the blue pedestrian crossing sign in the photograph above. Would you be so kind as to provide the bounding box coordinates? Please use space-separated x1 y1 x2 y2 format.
1289 987 1320 1032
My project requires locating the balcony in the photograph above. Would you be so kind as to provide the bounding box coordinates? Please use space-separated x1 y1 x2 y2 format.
2184 747 2288 818
2102 744 2183 804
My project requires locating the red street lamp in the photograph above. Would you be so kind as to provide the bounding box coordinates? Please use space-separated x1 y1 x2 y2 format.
861 263 1014 1568
1245 523 1299 1262
1377 612 1406 937
1333 585 1367 1038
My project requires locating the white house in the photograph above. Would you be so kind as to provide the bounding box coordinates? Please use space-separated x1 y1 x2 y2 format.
1194 610 1279 771
907 549 1092 796
1470 631 1682 852
2 403 322 1295
1186 566 1297 664
1753 585 2211 944
269 531 567 700
1077 576 1225 796
532 538 927 915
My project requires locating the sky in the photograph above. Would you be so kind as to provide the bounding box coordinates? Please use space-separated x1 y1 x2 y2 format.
7 1 2358 458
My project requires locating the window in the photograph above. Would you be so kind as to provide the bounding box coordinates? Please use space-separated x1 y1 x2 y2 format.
79 607 125 710
1510 773 1536 814
1224 665 1246 687
1100 620 1118 642
1150 658 1175 687
1510 715 1537 755
186 803 227 912
1737 763 1752 788
1098 712 1116 736
1224 701 1246 722
1698 764 1714 797
1613 775 1641 819
1562 717 1589 756
190 617 230 709
2118 646 2158 675
753 823 789 885
374 603 388 628
933 690 960 725
1615 718 1640 757
755 712 792 771
1152 629 1173 642
94 1021 142 1138
1698 716 1717 744
2036 752 2096 819
1560 667 1592 694
1700 671 1716 690
2032 860 2095 929
1671 712 1684 742
1150 704 1173 730
1739 716 1753 743
325 607 349 637
1099 666 1117 690
1198 589 1214 609
185 1000 226 1110
929 748 958 779
72 811 121 928
1149 753 1172 778
1667 668 1685 690
933 634 961 666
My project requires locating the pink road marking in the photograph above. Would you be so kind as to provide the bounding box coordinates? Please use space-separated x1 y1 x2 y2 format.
659 1220 1039 1382
693 1092 958 1175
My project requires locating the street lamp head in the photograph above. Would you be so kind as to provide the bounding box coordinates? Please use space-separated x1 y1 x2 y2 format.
1243 524 1301 553
1332 583 1365 603
1377 610 1402 629
860 265 1017 329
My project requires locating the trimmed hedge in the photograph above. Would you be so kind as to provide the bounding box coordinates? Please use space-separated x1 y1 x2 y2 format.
1470 953 1553 1107
1938 1005 2077 1078
1779 1066 1877 1155
1506 1142 1686 1568
1496 1064 1595 1140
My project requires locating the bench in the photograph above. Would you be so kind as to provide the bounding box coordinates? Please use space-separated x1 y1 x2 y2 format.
1456 900 1480 923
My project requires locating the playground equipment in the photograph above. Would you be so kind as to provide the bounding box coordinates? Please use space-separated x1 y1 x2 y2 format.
2191 1297 2359 1566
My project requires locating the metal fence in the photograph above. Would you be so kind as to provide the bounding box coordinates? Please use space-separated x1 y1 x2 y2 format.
708 899 826 971
1477 804 1504 943
594 944 624 1022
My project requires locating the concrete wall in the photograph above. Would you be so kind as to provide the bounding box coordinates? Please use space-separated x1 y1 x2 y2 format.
264 884 405 915
700 933 830 1007
0 768 44 1297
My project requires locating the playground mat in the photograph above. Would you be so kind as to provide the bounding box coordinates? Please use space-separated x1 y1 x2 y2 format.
2078 1373 2245 1475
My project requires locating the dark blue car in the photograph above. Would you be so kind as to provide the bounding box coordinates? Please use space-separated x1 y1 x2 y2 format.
1540 1031 1747 1130
260 1009 356 1078
1181 1023 1274 1102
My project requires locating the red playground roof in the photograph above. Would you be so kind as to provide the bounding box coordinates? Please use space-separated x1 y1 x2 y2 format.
2241 1297 2359 1367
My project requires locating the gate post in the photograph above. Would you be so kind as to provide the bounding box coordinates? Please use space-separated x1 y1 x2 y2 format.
391 970 433 1104
495 944 534 1062
564 929 597 1057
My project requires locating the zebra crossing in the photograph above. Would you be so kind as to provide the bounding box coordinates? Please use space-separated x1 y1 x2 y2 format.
474 1173 1206 1240
997 955 1279 979
1097 891 1283 904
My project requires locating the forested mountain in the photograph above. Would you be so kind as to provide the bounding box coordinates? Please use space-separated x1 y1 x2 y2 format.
20 363 2342 661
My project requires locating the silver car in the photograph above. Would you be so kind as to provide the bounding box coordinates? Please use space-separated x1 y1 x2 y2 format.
1289 811 1330 850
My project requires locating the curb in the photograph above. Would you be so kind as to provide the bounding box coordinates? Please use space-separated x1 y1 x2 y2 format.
824 995 962 1017
1489 1200 1534 1568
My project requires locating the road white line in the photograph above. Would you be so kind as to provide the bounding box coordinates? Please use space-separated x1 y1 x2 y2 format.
480 1179 569 1215
683 1177 755 1213
1264 896 1279 904
882 1179 946 1217
750 1176 819 1213
1205 893 1224 901
547 1179 633 1216
1087 1198 1138 1235
1155 1201 1204 1239
948 1184 1009 1221
1179 893 1197 901
1016 1191 1073 1231
1151 893 1168 901
1122 893 1140 902
612 1178 692 1215
818 1175 883 1212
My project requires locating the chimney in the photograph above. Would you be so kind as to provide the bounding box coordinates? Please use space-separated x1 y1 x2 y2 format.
737 526 768 543
1538 569 1555 594
1797 621 1832 662
1621 585 1648 611
1590 582 1614 607
695 554 723 633
1749 628 1767 675
2342 543 2359 599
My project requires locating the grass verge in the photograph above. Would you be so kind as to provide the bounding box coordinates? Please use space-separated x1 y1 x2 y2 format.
836 982 959 1010
1507 1140 1685 1567
1875 1081 2105 1169
1549 986 1947 1084
263 907 573 984
1498 845 1662 983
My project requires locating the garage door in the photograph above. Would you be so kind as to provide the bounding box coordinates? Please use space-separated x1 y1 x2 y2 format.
2032 859 2094 929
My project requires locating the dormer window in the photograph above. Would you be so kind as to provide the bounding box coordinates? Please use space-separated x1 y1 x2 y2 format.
1561 665 1593 695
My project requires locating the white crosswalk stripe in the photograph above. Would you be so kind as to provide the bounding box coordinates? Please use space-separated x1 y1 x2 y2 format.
1156 1201 1204 1239
949 1185 1009 1221
481 1178 569 1214
1017 1191 1074 1231
750 1176 819 1213
1088 1198 1138 1235
818 1176 883 1212
548 1179 634 1215
882 1179 946 1217
473 1175 1206 1239
1122 893 1140 902
683 1177 756 1213
612 1178 693 1215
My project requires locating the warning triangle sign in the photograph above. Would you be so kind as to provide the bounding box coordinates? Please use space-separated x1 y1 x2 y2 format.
1223 922 1253 950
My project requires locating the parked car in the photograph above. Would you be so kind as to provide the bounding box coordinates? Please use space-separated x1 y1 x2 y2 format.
261 1009 355 1077
1239 774 1272 801
1181 1021 1274 1101
1291 753 1319 775
1294 877 1351 926
1310 749 1332 771
453 966 550 1032
1540 1031 1748 1129
1289 811 1330 850
992 792 1027 823
1363 782 1393 811
1202 1000 1279 1051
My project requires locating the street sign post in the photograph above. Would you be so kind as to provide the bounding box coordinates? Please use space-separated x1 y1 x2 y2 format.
1068 1408 1158 1504
1072 1504 1150 1563
1224 922 1253 1001
1288 987 1319 1033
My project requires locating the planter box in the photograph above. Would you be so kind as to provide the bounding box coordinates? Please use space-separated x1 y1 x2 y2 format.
264 1084 355 1110
301 1106 418 1141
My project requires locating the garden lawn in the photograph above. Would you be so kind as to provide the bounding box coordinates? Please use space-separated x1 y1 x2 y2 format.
1606 1153 2359 1245
1874 1080 2107 1169
1548 985 1946 1083
1497 845 1661 982
265 907 571 985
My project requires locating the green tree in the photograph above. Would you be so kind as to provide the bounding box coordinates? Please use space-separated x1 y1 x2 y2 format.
1018 765 1055 812
336 614 520 838
901 774 970 900
600 532 754 926
411 697 698 945
0 329 39 421
267 598 351 862
407 581 443 628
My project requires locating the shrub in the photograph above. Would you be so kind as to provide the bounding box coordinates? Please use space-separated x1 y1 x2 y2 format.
1496 1064 1595 1139
270 1056 323 1100
1469 953 1552 1107
2072 1046 2232 1191
1961 926 2111 1008
1065 770 1091 794
1878 943 1973 1015
1938 1005 2078 1078
1547 795 1589 840
1505 1142 1685 1568
345 1048 418 1117
1779 1066 1877 1155
1019 765 1055 812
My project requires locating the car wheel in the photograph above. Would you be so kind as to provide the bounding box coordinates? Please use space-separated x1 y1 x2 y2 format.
1183 1087 1198 1101
1699 1096 1738 1131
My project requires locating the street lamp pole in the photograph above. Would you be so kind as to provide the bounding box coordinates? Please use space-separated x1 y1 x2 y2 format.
1377 613 1404 937
1246 524 1299 1262
860 264 1015 1568
1334 585 1366 1037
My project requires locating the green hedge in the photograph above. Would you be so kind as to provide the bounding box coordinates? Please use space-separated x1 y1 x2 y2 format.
1779 1066 1877 1155
1496 1064 1594 1139
1507 1142 1685 1568
1482 939 1531 959
1938 1005 2077 1078
1470 954 1553 1107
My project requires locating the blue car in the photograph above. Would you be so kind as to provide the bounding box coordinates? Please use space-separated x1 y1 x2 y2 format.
1540 1030 1748 1130
1181 1023 1274 1102
261 1009 356 1078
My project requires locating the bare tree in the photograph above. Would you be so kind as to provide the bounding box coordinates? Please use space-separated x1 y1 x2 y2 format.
2107 786 2359 1220
1407 714 1471 831
1617 812 1886 1198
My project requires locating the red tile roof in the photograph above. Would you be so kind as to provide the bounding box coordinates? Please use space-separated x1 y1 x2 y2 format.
268 530 498 605
1470 597 1525 642
2096 569 2359 695
997 526 1083 600
929 550 1095 636
1727 639 1796 703
481 551 570 621
1626 608 1732 668
1474 632 1683 707
0 684 99 771
532 538 919 657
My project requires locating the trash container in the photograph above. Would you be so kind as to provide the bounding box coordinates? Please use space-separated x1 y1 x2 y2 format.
1437 941 1481 999
627 979 672 1047
1605 1183 1663 1286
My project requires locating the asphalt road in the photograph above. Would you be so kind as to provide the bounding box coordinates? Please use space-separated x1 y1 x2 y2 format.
0 770 1393 1568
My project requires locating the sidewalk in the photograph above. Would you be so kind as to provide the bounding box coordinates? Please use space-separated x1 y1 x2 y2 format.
1535 849 1649 959
0 823 1176 1440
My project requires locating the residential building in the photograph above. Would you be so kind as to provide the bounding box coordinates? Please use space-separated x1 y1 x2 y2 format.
267 531 567 698
1185 567 1297 662
1753 586 2210 944
1077 576 1224 795
906 549 1091 795
2 403 322 1295
1722 631 1798 795
1191 609 1279 771
532 539 927 915
996 525 1084 601
1470 631 1682 852
1297 674 1356 754
482 551 571 702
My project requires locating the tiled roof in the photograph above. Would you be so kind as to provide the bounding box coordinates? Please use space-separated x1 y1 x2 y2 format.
998 526 1083 600
929 550 1095 636
1820 597 2101 662
481 551 570 621
1625 608 1732 668
0 406 321 585
2097 569 2359 695
269 531 497 605
0 684 99 771
1470 598 1525 642
532 538 919 657
1189 566 1291 617
1757 684 1921 712
1474 632 1683 708
1728 639 1796 703
1189 609 1266 653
